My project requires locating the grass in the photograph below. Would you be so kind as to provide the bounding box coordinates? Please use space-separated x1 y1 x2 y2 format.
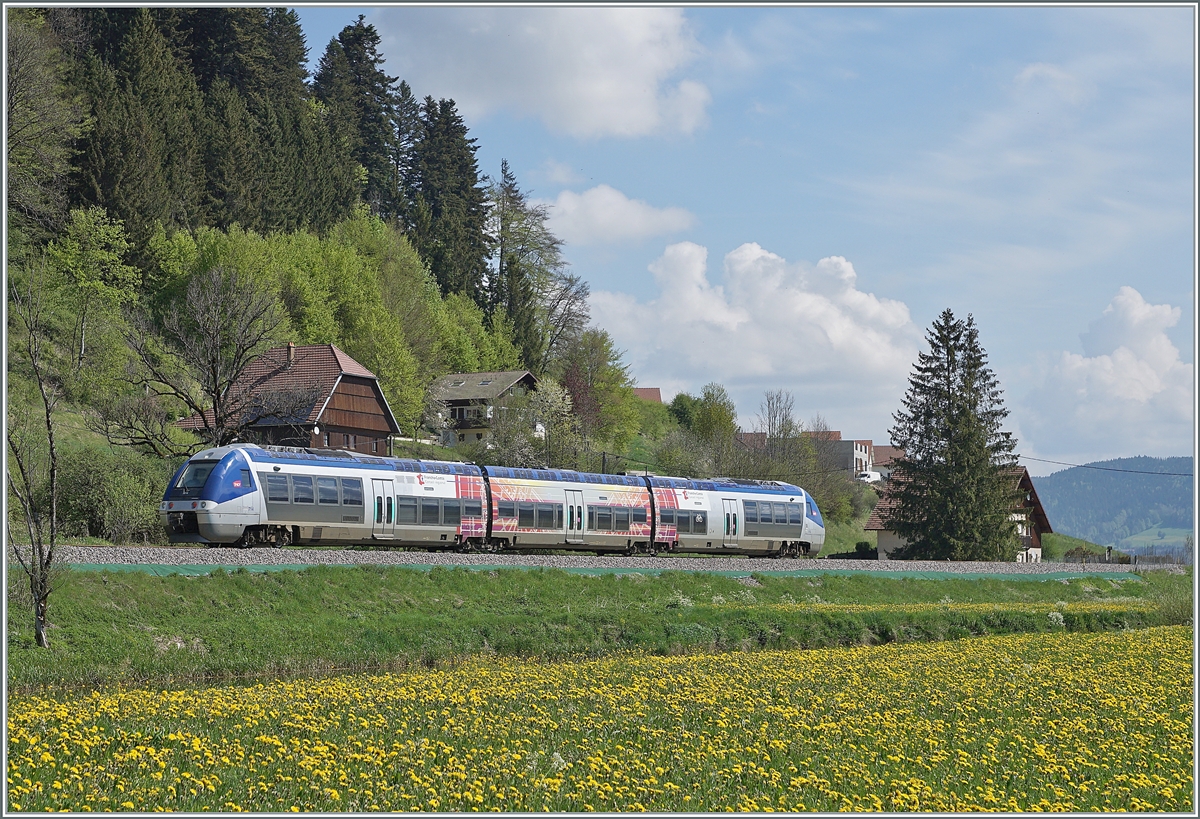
6 563 1190 691
1120 526 1193 549
1040 531 1130 561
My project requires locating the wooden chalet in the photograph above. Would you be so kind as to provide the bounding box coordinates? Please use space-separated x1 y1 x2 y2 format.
864 465 1053 561
178 343 401 454
429 370 538 446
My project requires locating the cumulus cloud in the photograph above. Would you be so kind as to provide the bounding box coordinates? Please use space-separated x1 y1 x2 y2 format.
591 242 920 435
1020 287 1193 459
541 185 695 246
372 7 710 137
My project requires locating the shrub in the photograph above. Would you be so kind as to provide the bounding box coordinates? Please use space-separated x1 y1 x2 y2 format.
57 444 180 544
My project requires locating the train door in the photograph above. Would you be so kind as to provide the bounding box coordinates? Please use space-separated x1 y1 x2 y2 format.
565 489 585 543
371 478 395 539
721 498 739 548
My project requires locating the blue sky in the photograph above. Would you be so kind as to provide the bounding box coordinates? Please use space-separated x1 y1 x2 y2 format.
295 5 1195 475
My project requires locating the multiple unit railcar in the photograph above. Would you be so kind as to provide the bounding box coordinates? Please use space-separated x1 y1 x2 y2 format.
161 444 825 557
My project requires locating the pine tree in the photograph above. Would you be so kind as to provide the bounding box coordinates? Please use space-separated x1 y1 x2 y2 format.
408 96 490 304
884 309 1021 561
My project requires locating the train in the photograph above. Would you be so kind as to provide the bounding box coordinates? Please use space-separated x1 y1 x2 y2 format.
160 444 825 558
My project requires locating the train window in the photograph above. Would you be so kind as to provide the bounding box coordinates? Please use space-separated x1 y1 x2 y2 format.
789 503 804 525
341 478 363 506
743 500 758 523
177 461 218 494
675 512 690 534
536 505 554 529
291 475 315 504
758 504 773 524
596 507 612 530
443 500 461 525
397 497 417 524
518 503 535 528
554 504 563 529
587 507 595 529
386 496 393 524
421 499 440 525
239 469 253 490
464 500 482 518
660 508 675 525
773 503 789 524
375 496 383 524
632 507 646 525
317 477 340 504
266 475 290 503
498 501 516 518
614 508 630 531
694 511 708 533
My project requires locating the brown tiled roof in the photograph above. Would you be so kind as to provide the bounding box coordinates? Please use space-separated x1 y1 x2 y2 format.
633 387 662 403
873 445 904 467
864 465 1052 533
178 343 394 430
864 485 900 531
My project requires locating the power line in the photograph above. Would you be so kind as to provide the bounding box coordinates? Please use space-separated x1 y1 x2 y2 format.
1017 455 1194 477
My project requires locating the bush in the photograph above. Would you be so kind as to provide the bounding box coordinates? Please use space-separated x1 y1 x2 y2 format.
57 444 180 544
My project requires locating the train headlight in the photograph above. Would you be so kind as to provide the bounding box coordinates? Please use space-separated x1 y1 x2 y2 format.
167 502 174 509
191 502 197 509
200 502 207 509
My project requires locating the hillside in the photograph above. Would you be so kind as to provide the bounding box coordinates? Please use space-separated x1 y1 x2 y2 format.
1032 457 1193 547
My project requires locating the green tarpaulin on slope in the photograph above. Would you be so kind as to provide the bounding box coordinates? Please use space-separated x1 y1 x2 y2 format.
62 562 1141 582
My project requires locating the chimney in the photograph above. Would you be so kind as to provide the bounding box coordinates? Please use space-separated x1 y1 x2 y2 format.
286 342 295 366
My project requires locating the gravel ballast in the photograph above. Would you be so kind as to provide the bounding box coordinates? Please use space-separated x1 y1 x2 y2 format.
44 545 1185 576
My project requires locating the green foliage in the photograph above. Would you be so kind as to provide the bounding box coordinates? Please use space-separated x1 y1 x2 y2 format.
5 7 87 249
668 392 700 430
556 329 640 455
886 309 1021 561
633 397 674 441
56 443 178 544
407 97 490 304
692 383 738 443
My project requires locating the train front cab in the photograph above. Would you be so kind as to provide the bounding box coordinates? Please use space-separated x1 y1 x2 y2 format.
161 447 261 544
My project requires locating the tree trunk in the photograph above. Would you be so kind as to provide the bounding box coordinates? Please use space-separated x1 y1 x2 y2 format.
34 596 49 648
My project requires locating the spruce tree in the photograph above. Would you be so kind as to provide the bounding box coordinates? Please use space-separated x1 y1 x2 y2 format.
408 96 490 304
884 309 1021 561
312 16 399 218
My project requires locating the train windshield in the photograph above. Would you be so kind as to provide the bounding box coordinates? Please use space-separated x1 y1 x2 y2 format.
174 460 219 497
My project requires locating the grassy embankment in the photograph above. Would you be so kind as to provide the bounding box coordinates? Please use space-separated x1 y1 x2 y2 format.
7 563 1190 691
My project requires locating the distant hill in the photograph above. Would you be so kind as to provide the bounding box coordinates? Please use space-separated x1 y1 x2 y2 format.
1031 457 1193 547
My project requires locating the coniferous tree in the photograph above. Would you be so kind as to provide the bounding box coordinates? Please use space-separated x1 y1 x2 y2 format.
312 16 399 217
73 9 204 256
486 159 564 370
408 96 490 304
884 309 1021 561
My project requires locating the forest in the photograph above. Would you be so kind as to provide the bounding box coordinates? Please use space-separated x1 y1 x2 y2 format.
7 7 868 547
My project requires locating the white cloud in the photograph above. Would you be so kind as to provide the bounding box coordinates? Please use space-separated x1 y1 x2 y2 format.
372 7 710 137
542 185 695 246
591 242 920 436
1019 287 1194 460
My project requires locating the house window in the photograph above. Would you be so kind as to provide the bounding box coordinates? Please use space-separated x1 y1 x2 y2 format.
343 433 350 447
372 439 378 453
451 380 466 387
323 432 330 447
479 379 492 386
458 434 465 442
476 433 483 440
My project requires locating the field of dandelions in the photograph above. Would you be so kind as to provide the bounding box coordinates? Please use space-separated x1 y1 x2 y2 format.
7 624 1191 812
